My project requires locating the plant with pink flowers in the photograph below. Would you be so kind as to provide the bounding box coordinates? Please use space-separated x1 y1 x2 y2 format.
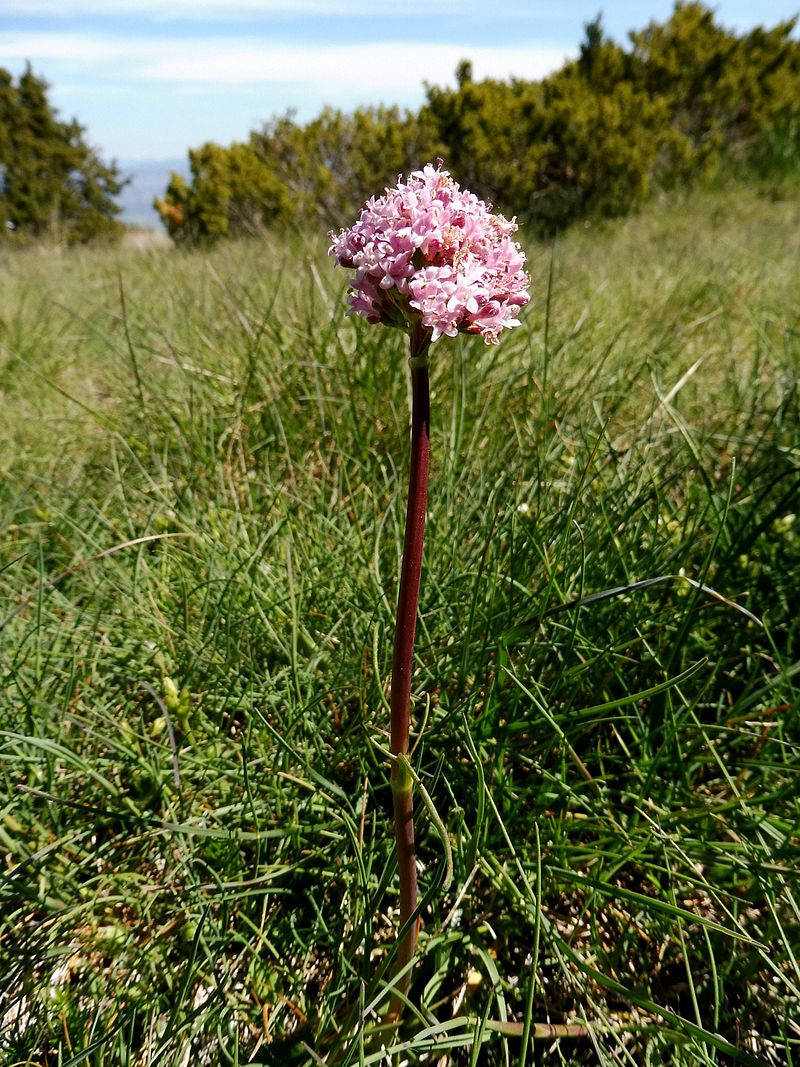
329 163 529 1022
329 161 530 344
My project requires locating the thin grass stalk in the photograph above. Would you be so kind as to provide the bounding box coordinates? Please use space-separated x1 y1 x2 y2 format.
388 321 431 1019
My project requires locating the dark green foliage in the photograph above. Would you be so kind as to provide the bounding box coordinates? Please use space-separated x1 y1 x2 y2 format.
0 64 125 244
421 48 670 231
157 104 441 239
256 104 442 226
161 3 800 243
425 0 800 229
156 139 293 242
629 6 800 177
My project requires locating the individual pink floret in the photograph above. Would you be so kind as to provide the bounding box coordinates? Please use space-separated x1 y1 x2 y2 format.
328 162 530 345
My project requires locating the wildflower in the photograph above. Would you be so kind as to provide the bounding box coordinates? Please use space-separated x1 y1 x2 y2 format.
328 164 529 1022
329 162 530 344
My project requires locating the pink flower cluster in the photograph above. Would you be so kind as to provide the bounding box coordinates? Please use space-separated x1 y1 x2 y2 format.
328 163 530 345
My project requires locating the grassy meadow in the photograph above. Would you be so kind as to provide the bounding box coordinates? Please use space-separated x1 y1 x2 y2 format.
1 183 799 1065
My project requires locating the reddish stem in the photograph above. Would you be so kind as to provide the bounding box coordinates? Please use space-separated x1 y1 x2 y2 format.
388 321 431 1017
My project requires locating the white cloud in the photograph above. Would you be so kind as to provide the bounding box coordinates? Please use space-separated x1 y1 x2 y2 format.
145 42 570 87
1 33 130 64
0 0 533 17
0 27 572 158
1 33 571 90
0 0 342 12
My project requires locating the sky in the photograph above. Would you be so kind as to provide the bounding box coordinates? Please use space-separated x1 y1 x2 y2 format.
1 0 799 166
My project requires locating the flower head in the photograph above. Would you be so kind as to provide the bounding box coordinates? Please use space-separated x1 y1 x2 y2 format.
328 162 530 344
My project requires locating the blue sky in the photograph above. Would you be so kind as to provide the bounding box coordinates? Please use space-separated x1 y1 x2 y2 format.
1 0 798 164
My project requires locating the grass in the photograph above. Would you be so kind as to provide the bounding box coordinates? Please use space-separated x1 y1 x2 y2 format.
1 181 799 1065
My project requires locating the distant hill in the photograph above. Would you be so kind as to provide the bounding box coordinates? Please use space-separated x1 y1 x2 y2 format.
117 159 190 230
